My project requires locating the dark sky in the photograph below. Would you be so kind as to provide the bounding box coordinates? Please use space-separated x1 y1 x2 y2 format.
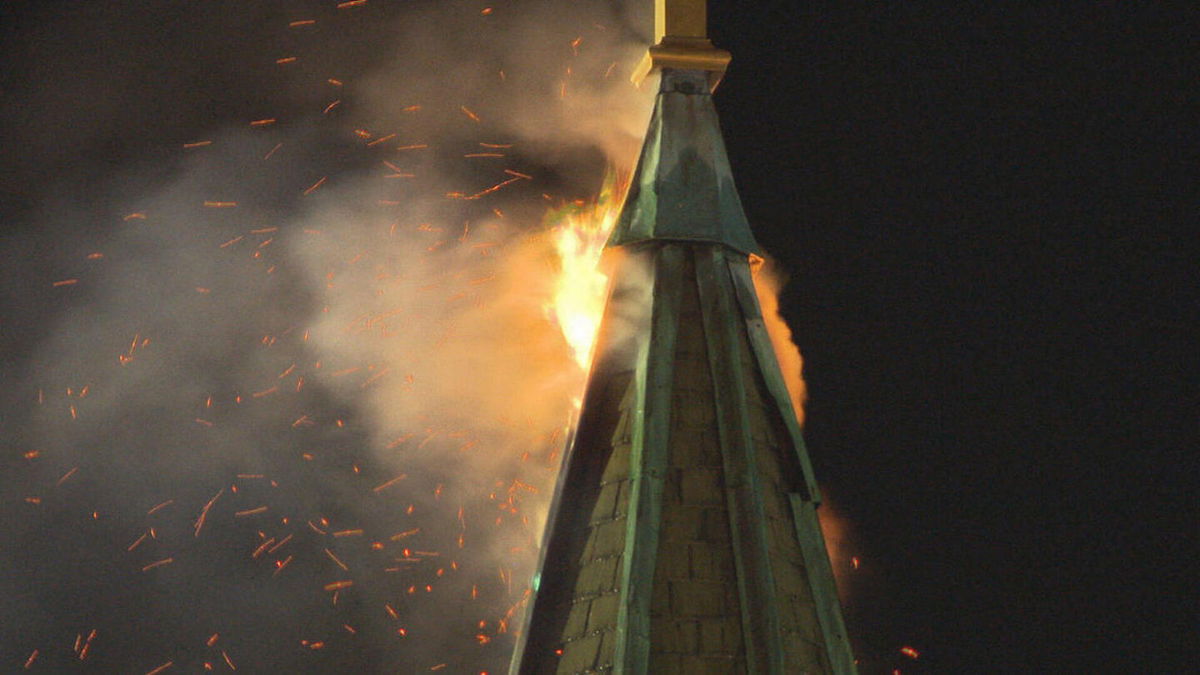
2 1 1195 673
709 4 1194 673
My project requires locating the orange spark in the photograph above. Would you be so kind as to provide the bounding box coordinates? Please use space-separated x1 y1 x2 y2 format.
303 176 327 195
203 201 238 208
464 176 522 200
193 488 224 537
235 506 268 517
360 367 390 388
460 106 481 123
52 279 78 287
126 532 149 552
56 467 78 486
249 118 276 127
183 141 212 149
145 661 173 675
373 475 407 493
324 548 349 571
267 534 293 554
390 528 419 541
251 538 275 559
142 557 174 572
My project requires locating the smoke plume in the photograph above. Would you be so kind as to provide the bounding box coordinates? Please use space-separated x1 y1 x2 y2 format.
2 1 655 671
1 1 826 671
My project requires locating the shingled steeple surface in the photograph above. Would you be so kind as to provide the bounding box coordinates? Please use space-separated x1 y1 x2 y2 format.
511 64 855 675
606 70 761 256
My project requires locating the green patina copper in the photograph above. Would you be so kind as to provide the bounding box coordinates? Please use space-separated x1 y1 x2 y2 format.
605 67 856 674
695 246 786 673
514 63 857 674
606 69 761 256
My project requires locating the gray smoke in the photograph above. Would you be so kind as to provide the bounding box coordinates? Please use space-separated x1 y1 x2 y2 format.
0 1 655 671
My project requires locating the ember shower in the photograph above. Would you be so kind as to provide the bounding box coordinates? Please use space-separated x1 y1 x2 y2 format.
1 2 816 673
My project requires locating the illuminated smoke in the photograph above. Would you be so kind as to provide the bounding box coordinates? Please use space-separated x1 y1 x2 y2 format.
2 1 654 671
2 1 837 671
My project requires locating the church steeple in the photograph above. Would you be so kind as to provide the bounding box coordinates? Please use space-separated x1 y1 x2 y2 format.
511 3 855 673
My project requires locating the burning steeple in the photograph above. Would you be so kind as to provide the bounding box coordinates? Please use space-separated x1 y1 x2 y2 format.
513 1 856 672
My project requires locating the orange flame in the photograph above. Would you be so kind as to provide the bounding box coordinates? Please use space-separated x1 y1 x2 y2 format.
545 171 626 370
751 255 808 427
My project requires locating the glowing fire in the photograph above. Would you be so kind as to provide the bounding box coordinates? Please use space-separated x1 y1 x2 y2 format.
544 172 625 370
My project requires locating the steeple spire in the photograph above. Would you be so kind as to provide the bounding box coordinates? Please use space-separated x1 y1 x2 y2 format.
511 3 856 673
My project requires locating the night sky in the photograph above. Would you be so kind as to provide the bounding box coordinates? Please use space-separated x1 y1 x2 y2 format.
710 4 1193 672
2 2 1194 673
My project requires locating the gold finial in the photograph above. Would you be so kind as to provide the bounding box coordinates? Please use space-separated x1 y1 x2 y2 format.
633 0 731 91
654 0 707 42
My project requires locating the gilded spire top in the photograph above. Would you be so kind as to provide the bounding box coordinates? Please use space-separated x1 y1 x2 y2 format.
633 0 731 91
